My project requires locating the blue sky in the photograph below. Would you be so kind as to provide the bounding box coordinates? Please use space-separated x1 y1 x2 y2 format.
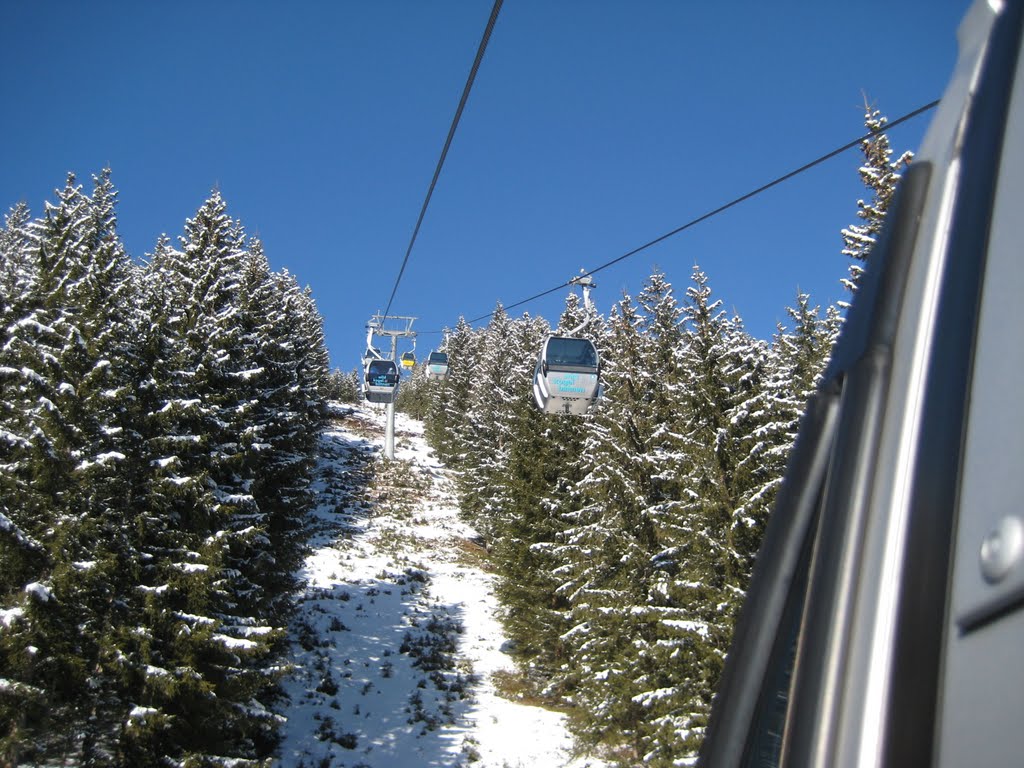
2 1 969 370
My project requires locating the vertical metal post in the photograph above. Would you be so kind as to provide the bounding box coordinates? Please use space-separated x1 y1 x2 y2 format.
365 313 416 461
385 402 396 459
385 335 398 460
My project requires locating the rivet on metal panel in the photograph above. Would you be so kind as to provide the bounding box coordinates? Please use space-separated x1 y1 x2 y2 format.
980 516 1024 584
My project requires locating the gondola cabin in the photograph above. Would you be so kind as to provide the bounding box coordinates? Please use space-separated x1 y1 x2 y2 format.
425 351 449 381
401 351 416 369
364 359 400 404
532 335 601 415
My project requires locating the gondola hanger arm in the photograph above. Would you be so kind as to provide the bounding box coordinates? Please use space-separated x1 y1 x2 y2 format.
566 272 597 336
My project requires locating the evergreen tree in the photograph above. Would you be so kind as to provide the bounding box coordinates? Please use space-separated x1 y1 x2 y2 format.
771 292 841 434
260 266 329 589
631 266 756 762
744 292 840 559
676 267 745 591
490 402 578 682
0 175 114 759
719 314 777 581
559 270 757 765
395 362 430 419
325 368 361 403
235 245 314 611
0 202 48 598
840 101 913 296
0 172 156 762
423 317 482 466
454 304 521 532
555 291 662 754
489 301 599 693
128 194 282 763
57 170 152 760
0 200 54 763
0 174 329 764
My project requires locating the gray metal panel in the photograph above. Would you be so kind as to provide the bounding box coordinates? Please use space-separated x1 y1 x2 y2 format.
939 16 1024 764
938 612 1024 766
947 24 1024 632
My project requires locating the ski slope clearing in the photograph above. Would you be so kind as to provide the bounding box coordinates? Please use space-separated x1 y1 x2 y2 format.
276 405 608 768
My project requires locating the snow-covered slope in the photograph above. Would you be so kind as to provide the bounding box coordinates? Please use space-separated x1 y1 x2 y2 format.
276 406 607 768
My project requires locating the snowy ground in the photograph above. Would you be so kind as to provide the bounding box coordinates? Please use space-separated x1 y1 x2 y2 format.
276 405 608 768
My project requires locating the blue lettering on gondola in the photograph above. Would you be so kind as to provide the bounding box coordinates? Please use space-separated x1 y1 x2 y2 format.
551 373 591 394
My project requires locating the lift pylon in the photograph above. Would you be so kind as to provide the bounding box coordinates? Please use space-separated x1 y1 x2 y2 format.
365 314 417 459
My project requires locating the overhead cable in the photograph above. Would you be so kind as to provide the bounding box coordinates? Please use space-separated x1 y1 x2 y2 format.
466 99 940 325
380 0 504 321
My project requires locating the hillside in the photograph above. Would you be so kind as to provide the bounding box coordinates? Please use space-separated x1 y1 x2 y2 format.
276 405 608 768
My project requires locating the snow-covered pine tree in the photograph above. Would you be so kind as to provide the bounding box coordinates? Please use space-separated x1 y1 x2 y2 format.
566 269 762 766
292 283 330 429
129 193 282 763
15 174 91 524
742 293 840 568
636 266 753 762
489 301 600 693
166 192 274 606
1 176 328 764
235 245 318 606
453 303 520 534
52 171 154 760
840 100 913 297
771 292 841 439
554 290 665 755
325 367 361 403
423 316 482 466
0 175 121 760
262 267 330 589
0 200 55 764
609 271 705 763
676 267 744 588
0 172 157 762
395 358 431 419
0 202 49 599
718 314 778 584
0 203 34 362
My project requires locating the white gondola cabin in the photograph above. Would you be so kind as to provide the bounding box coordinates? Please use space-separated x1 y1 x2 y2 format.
425 351 449 381
532 335 601 415
364 359 400 404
